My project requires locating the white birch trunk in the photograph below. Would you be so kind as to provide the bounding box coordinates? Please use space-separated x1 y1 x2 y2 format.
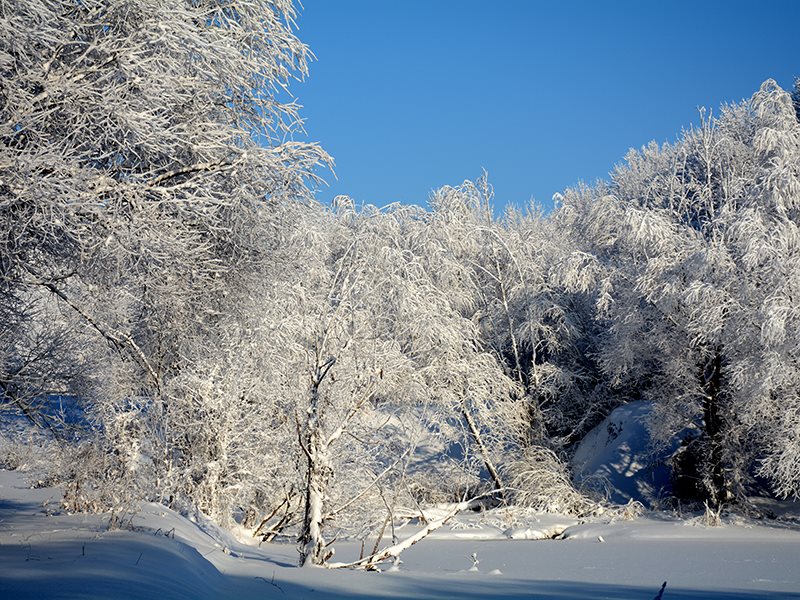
298 356 336 567
299 433 330 567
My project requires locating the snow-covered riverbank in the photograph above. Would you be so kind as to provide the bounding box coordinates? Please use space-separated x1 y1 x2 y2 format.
2 470 799 599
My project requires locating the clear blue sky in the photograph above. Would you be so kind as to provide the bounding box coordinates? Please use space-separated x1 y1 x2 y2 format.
290 0 799 212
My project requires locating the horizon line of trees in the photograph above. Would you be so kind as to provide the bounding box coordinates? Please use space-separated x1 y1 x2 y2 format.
2 0 800 568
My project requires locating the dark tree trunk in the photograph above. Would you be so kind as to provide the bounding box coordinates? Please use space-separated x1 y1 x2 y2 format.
701 348 732 507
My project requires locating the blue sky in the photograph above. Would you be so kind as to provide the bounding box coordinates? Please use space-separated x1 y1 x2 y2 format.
291 0 799 212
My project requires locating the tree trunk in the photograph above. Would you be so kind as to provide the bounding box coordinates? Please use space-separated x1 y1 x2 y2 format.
701 348 732 507
299 436 329 566
462 402 505 499
298 357 335 567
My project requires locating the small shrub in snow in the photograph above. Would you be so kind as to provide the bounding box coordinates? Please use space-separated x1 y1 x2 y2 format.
700 502 723 527
604 499 646 522
506 446 602 516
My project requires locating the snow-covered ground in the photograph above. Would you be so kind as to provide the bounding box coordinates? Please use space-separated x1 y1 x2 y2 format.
2 470 800 599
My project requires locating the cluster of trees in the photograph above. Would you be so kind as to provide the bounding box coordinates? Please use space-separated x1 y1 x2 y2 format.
560 79 800 506
2 0 799 567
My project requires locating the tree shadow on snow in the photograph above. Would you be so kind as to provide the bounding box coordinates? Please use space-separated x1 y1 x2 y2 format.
0 498 43 513
228 572 800 600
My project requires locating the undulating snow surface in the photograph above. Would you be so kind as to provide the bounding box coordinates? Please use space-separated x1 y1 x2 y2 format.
2 470 800 599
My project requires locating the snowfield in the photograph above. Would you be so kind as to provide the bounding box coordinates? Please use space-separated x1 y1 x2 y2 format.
2 470 800 599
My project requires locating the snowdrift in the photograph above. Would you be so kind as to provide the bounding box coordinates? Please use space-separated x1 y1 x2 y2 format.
571 401 686 507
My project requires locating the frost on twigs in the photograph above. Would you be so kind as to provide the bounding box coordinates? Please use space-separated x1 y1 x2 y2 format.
3 16 800 573
505 446 602 517
1 0 329 523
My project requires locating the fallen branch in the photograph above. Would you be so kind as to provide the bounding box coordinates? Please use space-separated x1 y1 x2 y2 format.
326 490 501 571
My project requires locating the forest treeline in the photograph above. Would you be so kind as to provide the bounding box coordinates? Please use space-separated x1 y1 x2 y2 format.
2 0 799 567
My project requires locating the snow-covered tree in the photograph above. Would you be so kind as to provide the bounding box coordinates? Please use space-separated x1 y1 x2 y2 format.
222 202 431 566
1 0 328 508
414 178 602 512
562 80 800 505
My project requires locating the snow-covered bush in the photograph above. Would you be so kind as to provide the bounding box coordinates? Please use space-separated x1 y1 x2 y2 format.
506 446 600 516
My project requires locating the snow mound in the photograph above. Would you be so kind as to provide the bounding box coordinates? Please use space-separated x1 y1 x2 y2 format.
0 472 228 600
571 401 680 507
501 515 576 540
503 527 560 540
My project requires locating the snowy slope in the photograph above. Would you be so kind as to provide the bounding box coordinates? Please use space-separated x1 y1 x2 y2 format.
571 401 685 507
3 469 800 599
